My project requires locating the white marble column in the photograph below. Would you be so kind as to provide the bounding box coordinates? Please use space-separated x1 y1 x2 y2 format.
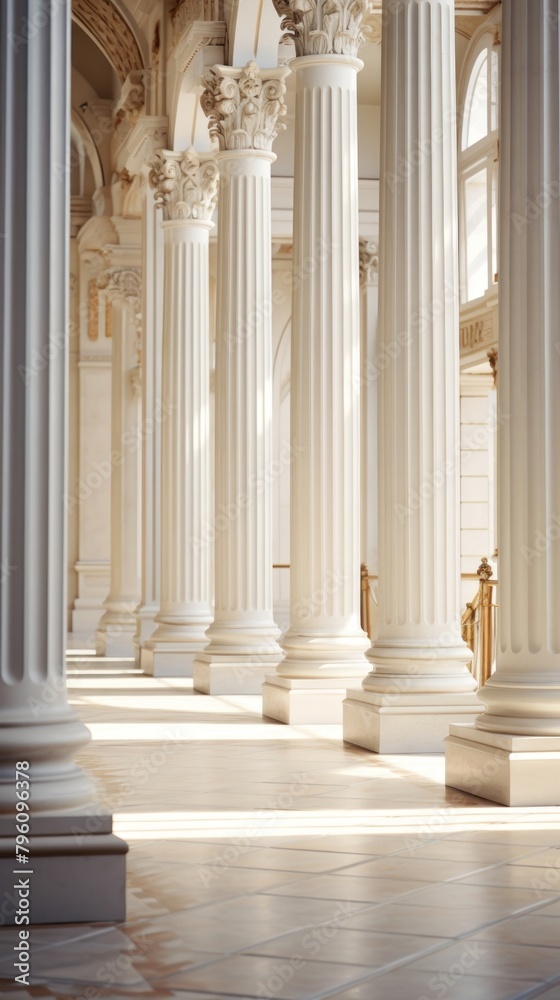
95 269 143 657
344 0 479 752
262 5 370 724
359 239 379 578
135 180 164 667
0 0 126 923
446 0 560 804
194 63 287 694
141 149 218 676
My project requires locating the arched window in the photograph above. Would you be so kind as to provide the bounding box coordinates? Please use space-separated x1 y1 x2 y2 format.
459 31 500 304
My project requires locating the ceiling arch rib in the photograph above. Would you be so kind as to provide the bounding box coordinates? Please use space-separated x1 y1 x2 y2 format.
72 0 143 84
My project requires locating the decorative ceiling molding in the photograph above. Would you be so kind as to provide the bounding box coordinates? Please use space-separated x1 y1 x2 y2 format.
72 0 143 84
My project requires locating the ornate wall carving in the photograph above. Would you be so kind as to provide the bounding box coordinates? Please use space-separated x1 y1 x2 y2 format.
72 0 143 83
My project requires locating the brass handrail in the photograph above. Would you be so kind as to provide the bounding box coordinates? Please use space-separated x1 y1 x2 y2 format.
462 557 498 689
361 564 378 640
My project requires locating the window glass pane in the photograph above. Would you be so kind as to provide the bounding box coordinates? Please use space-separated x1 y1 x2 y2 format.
463 50 488 149
465 168 489 300
491 164 498 282
490 48 499 132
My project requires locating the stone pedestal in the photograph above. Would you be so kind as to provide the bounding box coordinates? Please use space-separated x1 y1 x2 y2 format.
0 0 126 923
194 64 287 694
344 0 479 750
445 0 560 803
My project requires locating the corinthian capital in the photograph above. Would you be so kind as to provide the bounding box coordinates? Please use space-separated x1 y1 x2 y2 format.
273 0 373 58
201 62 288 152
359 238 378 286
147 148 219 222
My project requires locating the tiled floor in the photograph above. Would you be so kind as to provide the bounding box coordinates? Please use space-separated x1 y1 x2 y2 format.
2 652 560 1000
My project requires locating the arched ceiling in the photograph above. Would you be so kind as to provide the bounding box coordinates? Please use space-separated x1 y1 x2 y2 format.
72 0 144 84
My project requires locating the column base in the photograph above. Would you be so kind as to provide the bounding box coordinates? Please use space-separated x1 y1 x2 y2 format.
141 644 200 677
133 604 158 666
95 627 136 658
262 675 353 724
0 814 127 925
71 609 104 635
343 688 481 753
445 724 560 806
193 657 274 695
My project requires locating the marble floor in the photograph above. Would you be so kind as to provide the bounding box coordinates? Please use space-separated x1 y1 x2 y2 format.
2 653 560 1000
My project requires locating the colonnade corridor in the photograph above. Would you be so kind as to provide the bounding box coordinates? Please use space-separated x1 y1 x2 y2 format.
1 650 559 999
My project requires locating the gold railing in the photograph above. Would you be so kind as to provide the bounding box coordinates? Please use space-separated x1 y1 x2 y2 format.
461 557 498 689
361 564 378 640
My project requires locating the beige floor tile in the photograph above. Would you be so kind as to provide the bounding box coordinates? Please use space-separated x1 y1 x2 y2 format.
344 903 511 938
457 864 560 894
153 953 376 999
396 881 560 914
410 939 560 982
266 873 431 904
401 841 543 863
326 969 542 1000
225 847 375 873
470 913 560 947
531 986 560 999
338 856 494 882
246 926 451 969
510 848 560 869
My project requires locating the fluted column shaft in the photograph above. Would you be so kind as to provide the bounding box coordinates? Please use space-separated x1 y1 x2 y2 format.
445 0 560 805
343 0 478 752
135 182 164 665
144 148 218 675
0 0 94 811
476 0 560 733
359 240 379 576
366 0 472 684
96 288 142 656
195 153 283 688
276 57 369 682
194 64 287 693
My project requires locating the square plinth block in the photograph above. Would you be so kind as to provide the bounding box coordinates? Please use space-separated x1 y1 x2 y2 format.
343 688 481 754
262 676 354 724
445 724 560 806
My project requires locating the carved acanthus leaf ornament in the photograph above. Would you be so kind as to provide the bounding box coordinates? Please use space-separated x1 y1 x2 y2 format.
148 148 219 221
201 62 288 152
272 0 374 57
